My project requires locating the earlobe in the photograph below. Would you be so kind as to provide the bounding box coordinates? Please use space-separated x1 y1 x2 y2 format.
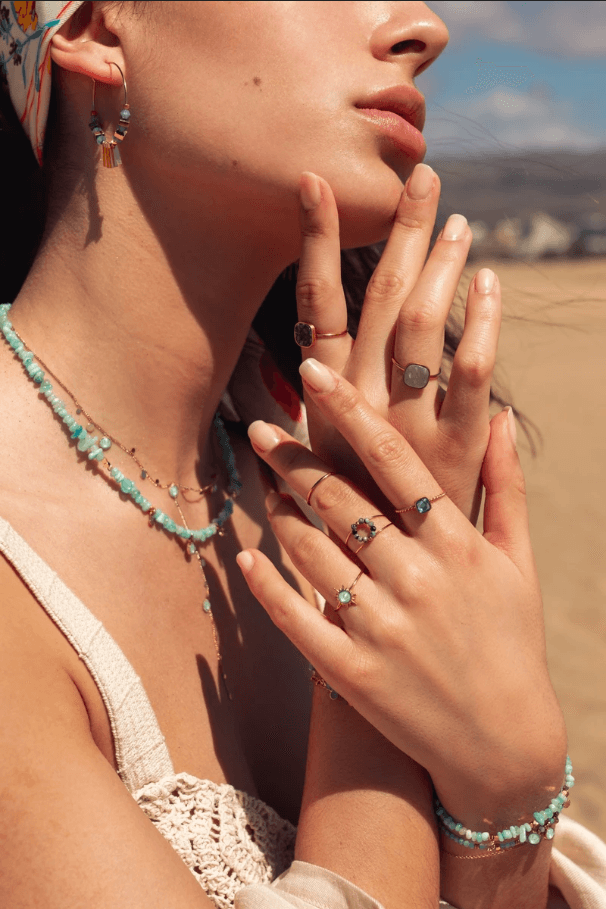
49 4 124 86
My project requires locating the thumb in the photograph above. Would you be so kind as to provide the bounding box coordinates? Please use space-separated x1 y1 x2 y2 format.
482 407 533 569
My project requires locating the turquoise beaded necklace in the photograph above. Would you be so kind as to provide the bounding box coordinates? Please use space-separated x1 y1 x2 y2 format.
0 302 241 695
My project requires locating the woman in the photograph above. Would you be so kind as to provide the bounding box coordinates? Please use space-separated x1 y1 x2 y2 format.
0 2 604 907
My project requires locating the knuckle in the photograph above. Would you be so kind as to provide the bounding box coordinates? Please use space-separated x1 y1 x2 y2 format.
394 211 426 233
312 475 359 517
301 219 330 241
366 271 406 300
366 430 408 471
296 276 334 310
397 303 438 334
278 441 309 475
457 351 494 388
290 527 330 574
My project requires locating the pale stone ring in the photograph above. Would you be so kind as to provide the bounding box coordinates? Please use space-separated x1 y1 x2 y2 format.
391 357 441 389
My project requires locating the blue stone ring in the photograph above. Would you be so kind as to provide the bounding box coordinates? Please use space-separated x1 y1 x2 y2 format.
395 492 447 516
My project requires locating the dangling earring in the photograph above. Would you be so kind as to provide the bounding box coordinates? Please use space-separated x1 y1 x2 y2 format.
88 62 131 168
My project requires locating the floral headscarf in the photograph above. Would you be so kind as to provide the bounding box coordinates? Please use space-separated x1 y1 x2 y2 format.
1 1 84 165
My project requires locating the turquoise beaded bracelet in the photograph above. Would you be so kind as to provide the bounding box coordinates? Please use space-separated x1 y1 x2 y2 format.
436 756 574 855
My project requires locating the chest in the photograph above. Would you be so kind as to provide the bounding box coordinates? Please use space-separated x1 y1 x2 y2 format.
0 427 311 824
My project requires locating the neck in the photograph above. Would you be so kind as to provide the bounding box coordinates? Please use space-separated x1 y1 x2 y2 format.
12 164 299 485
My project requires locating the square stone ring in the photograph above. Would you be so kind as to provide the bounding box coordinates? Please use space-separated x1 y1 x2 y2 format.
294 321 349 348
391 357 442 389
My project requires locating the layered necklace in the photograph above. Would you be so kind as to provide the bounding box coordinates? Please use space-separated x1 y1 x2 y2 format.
0 303 241 696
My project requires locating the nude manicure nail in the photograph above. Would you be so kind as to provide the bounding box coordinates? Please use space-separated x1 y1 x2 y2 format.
299 358 336 392
505 406 517 450
248 420 281 452
407 163 435 200
442 213 468 241
236 550 255 573
300 172 322 210
265 490 282 514
475 268 496 293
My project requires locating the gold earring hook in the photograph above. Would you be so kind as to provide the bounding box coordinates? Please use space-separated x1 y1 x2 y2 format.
92 62 127 109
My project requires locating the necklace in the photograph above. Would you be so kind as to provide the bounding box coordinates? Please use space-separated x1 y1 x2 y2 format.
0 302 241 696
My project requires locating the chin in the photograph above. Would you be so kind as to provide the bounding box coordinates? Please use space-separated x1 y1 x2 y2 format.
334 169 410 249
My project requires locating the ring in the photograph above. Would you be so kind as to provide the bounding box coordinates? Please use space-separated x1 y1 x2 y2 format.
306 472 335 506
395 492 446 515
391 357 441 389
334 569 363 610
295 322 349 348
345 515 394 553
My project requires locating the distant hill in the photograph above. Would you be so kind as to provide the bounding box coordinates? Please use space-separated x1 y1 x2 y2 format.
426 149 606 232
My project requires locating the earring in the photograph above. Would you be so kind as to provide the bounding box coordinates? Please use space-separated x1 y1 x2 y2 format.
88 62 131 168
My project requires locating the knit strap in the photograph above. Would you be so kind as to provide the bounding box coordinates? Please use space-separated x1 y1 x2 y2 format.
0 515 174 792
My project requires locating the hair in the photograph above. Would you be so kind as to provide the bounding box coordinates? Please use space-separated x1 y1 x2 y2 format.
0 3 536 452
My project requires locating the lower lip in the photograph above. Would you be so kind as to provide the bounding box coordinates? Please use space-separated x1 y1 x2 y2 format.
356 108 426 161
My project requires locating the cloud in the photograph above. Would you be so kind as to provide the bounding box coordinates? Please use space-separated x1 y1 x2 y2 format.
423 85 604 156
427 0 606 58
532 1 606 58
427 1 525 44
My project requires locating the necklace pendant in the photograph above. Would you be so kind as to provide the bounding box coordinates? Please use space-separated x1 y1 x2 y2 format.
169 484 179 499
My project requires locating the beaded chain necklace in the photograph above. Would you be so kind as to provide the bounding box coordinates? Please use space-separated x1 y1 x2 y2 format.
0 303 241 696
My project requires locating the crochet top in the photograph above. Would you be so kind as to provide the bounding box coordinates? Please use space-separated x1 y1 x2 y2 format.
0 515 296 909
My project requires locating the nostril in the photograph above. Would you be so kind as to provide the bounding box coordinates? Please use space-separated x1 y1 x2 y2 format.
391 38 426 55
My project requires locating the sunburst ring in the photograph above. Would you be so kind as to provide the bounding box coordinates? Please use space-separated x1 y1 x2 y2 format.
333 570 364 611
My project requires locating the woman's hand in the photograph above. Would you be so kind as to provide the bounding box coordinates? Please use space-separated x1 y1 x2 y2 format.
296 167 501 524
239 368 567 832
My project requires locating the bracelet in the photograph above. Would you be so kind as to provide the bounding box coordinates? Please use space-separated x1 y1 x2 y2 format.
310 668 344 701
436 756 574 855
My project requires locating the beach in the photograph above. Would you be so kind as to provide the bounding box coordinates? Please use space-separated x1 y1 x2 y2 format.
457 257 606 840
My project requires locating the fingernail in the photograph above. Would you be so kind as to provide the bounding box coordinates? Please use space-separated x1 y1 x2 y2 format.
248 420 281 452
265 490 282 514
475 268 496 294
236 550 255 574
505 406 517 450
299 358 336 392
300 172 322 210
407 163 435 200
442 213 468 241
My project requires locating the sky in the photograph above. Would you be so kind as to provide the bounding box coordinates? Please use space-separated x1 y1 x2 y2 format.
417 1 606 156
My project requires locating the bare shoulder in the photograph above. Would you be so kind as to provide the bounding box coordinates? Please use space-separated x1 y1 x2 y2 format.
0 555 214 907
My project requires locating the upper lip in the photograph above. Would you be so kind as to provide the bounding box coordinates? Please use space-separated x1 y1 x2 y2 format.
355 86 426 132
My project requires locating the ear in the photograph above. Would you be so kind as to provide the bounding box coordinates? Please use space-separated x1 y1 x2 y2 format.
50 2 125 87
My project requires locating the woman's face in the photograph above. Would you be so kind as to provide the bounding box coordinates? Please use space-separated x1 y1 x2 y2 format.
120 1 449 249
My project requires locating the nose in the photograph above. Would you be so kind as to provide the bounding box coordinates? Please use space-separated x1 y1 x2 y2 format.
369 2 450 77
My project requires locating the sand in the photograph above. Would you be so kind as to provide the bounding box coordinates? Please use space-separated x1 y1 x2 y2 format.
456 257 606 841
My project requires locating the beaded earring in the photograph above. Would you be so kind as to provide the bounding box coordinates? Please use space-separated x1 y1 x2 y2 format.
88 62 131 168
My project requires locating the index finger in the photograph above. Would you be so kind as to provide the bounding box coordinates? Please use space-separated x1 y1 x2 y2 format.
299 357 465 545
295 173 352 372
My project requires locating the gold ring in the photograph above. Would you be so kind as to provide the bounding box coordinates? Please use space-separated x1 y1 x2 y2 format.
306 472 335 507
